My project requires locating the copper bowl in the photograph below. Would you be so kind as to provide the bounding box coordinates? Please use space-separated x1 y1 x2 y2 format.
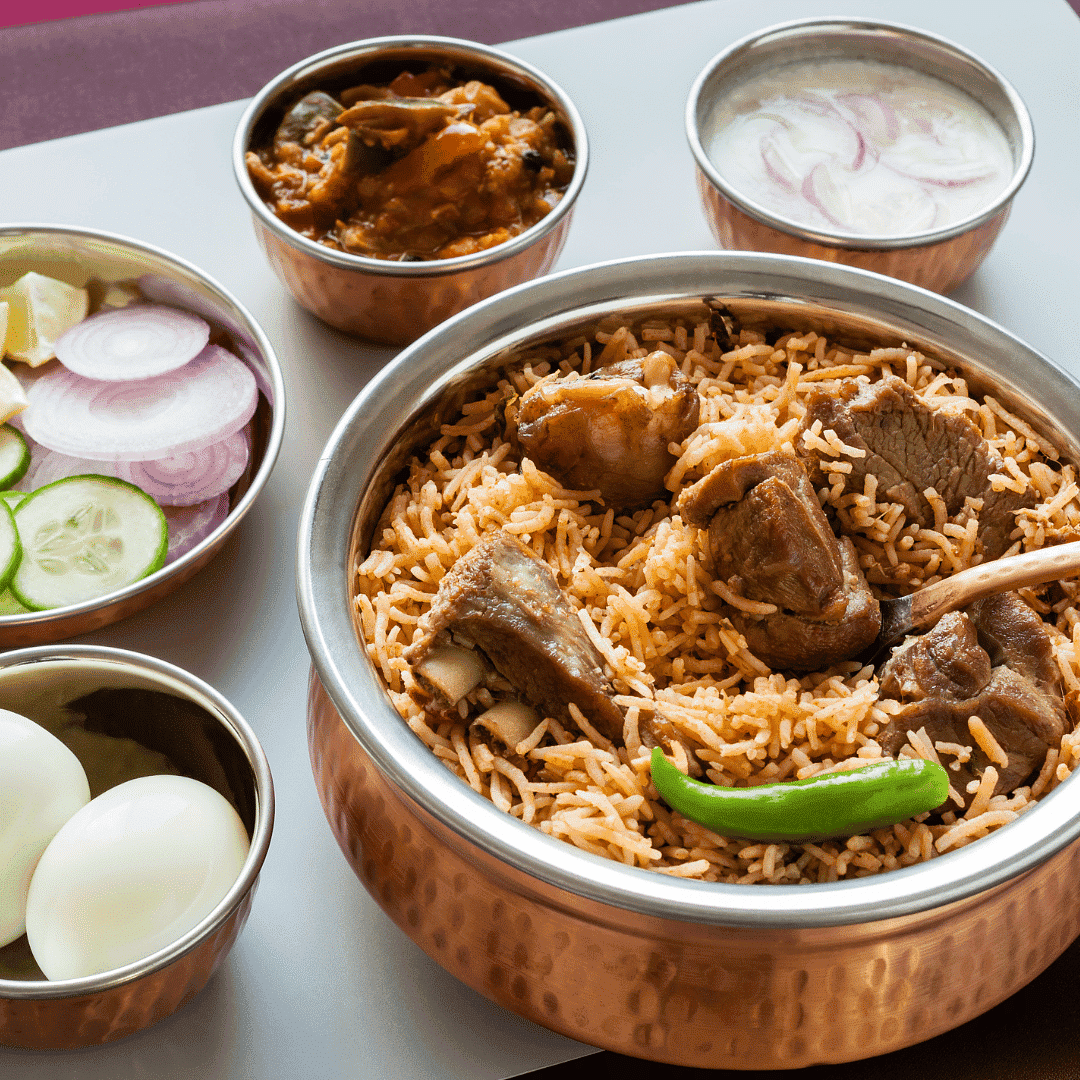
297 252 1080 1069
685 19 1035 294
232 35 588 346
0 225 285 647
0 644 274 1049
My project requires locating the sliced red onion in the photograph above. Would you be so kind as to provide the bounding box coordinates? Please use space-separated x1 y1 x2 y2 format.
801 164 849 229
787 98 865 173
792 91 843 119
22 345 258 462
908 113 933 137
849 128 868 173
55 304 210 381
14 441 104 492
880 153 997 187
15 427 250 507
837 93 900 144
759 135 798 193
755 111 795 132
113 428 249 506
140 275 273 407
163 493 230 563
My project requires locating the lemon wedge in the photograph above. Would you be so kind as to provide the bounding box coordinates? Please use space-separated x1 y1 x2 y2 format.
0 273 89 367
0 364 28 425
100 281 142 309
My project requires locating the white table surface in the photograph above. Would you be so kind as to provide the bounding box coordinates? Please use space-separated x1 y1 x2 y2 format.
1 0 1078 1076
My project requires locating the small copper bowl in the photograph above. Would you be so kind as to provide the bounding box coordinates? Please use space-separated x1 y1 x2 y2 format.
232 36 588 346
686 19 1035 293
0 226 285 648
298 251 1080 1069
0 645 274 1050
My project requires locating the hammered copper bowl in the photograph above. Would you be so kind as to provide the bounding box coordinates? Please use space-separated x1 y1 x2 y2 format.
0 644 274 1050
232 35 588 346
686 19 1035 294
297 252 1080 1070
0 226 285 648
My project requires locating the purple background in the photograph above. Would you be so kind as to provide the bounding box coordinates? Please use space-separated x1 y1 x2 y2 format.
1 0 692 151
6 0 1077 152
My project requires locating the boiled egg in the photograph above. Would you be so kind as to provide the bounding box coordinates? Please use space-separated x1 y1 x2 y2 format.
0 708 91 948
25 774 249 981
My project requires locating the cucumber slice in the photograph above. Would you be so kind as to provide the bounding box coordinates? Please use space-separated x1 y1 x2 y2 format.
11 475 167 610
0 490 25 512
0 589 30 615
0 425 29 488
0 501 21 592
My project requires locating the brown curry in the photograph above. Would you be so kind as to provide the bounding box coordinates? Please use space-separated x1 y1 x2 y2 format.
246 67 575 261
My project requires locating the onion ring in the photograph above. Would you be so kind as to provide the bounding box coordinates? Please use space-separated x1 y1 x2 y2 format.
114 429 250 506
55 304 210 381
23 345 258 462
163 493 230 562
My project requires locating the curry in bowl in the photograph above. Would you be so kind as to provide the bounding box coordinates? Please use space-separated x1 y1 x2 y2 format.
245 63 575 262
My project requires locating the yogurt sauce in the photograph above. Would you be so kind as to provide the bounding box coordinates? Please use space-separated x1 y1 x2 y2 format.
703 58 1015 237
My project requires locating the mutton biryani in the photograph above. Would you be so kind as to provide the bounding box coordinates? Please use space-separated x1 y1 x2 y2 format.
353 308 1080 884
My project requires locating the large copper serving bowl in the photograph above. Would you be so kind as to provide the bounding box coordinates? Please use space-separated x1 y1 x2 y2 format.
0 226 285 647
686 19 1035 294
297 252 1080 1069
233 36 588 346
0 645 274 1049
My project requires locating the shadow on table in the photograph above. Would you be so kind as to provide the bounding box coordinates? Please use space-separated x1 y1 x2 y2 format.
516 936 1080 1079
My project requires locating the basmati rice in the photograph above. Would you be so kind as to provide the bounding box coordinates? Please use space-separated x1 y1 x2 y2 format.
353 316 1080 884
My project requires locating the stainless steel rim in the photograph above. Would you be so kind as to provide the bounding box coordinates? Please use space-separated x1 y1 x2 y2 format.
297 250 1080 929
0 644 275 1000
685 17 1036 250
0 223 286 633
232 35 589 277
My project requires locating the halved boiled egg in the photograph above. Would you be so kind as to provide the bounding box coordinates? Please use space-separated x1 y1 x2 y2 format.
25 774 249 981
0 709 91 948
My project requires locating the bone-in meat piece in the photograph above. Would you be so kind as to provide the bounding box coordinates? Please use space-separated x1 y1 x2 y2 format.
878 593 1066 807
678 450 880 671
337 97 473 153
511 352 700 511
273 91 343 152
405 531 626 743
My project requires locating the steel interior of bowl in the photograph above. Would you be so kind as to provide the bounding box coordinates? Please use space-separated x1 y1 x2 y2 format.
297 251 1080 932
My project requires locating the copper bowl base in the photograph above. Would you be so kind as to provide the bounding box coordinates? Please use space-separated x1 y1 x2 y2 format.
696 171 1009 296
0 897 252 1050
308 667 1080 1070
254 212 574 346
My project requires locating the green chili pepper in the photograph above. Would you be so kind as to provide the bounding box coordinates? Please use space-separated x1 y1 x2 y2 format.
649 748 950 842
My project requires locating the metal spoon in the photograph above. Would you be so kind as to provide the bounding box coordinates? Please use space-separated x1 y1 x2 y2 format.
867 539 1080 664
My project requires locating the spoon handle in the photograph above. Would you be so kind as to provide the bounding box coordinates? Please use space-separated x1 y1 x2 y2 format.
909 539 1080 630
